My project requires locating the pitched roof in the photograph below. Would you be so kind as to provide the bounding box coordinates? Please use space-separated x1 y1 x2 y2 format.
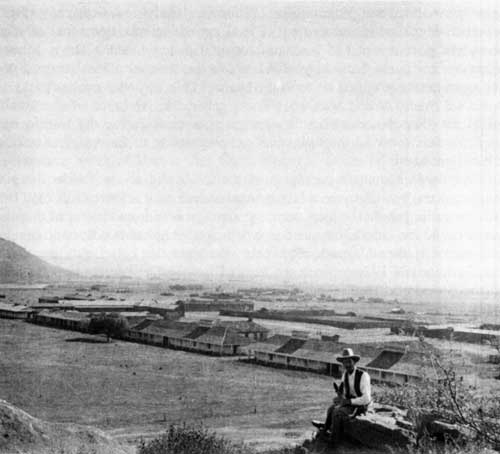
137 319 196 337
455 327 500 336
301 339 340 352
264 334 292 346
143 324 193 337
120 311 152 318
275 338 307 354
292 348 338 363
195 326 249 346
388 361 442 378
247 341 282 353
183 326 211 339
218 320 269 333
370 339 438 354
129 318 156 331
287 339 343 363
37 310 90 322
366 350 405 369
0 302 31 312
338 342 380 359
161 327 196 338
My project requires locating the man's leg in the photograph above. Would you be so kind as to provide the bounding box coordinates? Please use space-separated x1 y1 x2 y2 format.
330 405 355 445
323 404 335 431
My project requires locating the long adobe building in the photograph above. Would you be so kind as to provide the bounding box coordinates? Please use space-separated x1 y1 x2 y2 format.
246 335 441 385
0 302 32 319
125 319 256 356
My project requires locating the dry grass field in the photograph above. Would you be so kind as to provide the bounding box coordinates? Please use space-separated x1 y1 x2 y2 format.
0 319 341 451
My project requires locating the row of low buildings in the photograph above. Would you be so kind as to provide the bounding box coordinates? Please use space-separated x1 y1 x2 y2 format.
127 317 269 355
179 299 254 312
0 302 32 319
33 296 255 315
0 300 164 320
32 309 94 331
21 305 439 384
245 335 444 385
3 299 495 386
0 302 449 385
396 324 500 345
127 320 254 355
32 298 186 318
219 309 394 329
27 309 269 356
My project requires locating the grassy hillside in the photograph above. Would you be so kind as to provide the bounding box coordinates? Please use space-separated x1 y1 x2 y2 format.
0 398 132 454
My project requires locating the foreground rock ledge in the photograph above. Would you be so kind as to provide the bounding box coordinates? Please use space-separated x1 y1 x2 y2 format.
342 405 415 449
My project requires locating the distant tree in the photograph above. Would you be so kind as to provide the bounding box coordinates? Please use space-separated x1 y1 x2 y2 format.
493 336 500 378
493 336 500 351
88 314 129 342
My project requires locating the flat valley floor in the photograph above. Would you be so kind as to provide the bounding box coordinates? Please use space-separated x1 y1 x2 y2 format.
0 318 341 452
2 308 499 453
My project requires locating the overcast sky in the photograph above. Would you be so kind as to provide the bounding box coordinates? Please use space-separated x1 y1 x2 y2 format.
1 1 499 290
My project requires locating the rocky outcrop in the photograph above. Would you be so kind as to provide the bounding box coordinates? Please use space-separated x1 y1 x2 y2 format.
424 420 475 444
309 403 486 451
342 404 415 449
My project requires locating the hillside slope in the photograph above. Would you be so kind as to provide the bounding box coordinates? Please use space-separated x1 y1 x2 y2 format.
0 237 77 283
0 399 131 454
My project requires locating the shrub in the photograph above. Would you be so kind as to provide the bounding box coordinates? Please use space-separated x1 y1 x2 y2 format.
377 349 500 450
402 437 495 454
137 424 251 454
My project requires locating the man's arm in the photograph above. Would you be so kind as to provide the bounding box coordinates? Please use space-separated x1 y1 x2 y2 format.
348 372 371 406
333 373 345 404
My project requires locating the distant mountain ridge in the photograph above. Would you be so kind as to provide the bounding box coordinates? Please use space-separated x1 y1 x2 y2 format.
0 238 78 283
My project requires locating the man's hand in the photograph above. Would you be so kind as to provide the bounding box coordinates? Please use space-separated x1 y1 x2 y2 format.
333 396 351 406
339 397 351 407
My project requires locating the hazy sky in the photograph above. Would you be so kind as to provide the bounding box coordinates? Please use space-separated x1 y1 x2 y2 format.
1 1 499 290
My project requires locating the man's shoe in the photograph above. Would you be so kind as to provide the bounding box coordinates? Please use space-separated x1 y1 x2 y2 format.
311 420 325 430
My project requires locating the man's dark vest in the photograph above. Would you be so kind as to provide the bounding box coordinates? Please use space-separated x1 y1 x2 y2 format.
343 369 364 398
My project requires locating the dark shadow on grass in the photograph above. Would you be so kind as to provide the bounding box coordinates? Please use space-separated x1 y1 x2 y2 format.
65 337 109 344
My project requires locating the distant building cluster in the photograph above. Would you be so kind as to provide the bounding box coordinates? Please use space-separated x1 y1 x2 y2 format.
394 323 500 345
180 299 254 312
1 285 499 387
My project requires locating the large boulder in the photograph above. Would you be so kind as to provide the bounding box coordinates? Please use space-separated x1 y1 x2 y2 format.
342 404 415 449
425 420 475 444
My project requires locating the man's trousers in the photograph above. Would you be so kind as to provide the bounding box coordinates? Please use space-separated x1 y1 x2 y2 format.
324 404 358 444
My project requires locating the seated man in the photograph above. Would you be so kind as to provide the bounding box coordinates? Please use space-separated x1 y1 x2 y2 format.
313 348 371 446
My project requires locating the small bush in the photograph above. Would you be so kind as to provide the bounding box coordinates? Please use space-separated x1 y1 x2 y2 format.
137 424 251 454
377 349 500 450
403 437 495 454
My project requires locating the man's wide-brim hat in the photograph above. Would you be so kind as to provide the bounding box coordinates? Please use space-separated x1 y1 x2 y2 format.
336 348 360 363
